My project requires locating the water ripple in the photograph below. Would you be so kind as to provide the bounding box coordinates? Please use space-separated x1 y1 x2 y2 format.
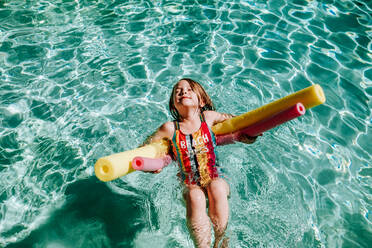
1 0 371 247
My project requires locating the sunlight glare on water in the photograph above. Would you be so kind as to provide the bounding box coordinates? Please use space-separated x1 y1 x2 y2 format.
0 0 371 247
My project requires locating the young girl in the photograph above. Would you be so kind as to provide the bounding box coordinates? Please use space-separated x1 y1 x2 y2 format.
145 78 256 247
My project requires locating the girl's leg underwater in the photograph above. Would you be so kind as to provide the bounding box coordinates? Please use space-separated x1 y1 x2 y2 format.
184 186 211 248
207 178 230 248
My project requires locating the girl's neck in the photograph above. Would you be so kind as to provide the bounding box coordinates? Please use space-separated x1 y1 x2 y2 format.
178 108 202 135
179 107 200 123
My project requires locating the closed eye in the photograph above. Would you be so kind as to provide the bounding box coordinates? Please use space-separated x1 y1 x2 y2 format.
176 88 193 94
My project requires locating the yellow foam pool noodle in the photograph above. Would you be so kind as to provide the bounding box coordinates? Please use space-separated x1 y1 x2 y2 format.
95 139 170 182
211 84 325 135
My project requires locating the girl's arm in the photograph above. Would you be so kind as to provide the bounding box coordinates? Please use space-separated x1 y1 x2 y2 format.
142 121 175 145
203 110 233 126
204 111 257 144
140 121 175 173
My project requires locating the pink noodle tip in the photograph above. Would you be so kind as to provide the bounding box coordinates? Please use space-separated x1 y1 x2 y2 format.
132 155 172 171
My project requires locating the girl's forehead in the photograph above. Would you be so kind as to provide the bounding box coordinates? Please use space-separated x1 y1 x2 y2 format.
176 80 191 88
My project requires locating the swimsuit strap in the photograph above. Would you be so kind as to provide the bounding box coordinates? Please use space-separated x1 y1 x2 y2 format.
173 120 180 131
200 112 206 123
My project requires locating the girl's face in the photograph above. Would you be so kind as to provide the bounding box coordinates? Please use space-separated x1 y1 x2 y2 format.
173 80 200 110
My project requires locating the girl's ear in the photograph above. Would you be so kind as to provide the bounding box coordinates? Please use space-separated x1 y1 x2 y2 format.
199 99 207 112
199 99 205 108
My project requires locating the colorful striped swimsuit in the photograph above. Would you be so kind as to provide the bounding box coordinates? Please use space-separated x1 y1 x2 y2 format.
171 113 221 187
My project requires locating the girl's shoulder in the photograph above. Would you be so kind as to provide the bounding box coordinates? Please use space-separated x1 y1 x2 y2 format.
202 110 218 124
203 111 233 126
145 121 175 145
158 121 175 138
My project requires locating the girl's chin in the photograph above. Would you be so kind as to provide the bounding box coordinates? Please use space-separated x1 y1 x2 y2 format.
178 99 195 105
175 101 198 109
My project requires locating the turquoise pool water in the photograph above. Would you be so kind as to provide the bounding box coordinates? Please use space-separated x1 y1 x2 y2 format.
1 0 371 247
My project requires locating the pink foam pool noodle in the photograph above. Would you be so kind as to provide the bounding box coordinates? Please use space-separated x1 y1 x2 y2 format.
132 155 172 171
215 132 240 146
216 103 306 145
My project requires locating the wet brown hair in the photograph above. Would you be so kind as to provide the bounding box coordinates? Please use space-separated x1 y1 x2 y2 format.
169 78 215 120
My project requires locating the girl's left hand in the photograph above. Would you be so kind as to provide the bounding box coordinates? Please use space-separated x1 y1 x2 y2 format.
238 133 260 144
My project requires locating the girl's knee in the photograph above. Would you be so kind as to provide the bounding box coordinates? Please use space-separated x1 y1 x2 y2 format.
209 179 229 199
184 187 207 211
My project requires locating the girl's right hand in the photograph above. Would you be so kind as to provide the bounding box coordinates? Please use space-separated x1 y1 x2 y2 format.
152 169 162 174
142 168 162 174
